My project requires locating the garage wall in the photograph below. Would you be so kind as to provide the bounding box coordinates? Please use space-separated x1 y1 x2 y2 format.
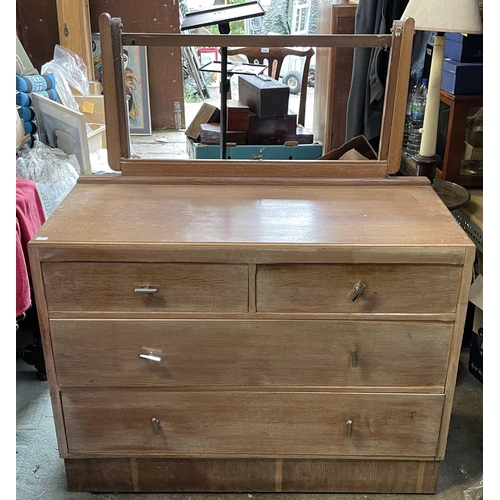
16 0 185 130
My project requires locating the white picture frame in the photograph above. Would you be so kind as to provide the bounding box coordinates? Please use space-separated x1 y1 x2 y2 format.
32 93 91 174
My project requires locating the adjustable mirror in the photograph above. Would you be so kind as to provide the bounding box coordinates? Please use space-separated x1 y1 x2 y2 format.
98 13 415 178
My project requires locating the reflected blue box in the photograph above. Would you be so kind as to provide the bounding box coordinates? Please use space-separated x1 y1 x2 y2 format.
445 33 483 63
187 137 323 160
442 59 483 95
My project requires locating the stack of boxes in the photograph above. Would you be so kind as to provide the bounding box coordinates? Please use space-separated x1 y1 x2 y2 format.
442 33 483 95
239 75 313 145
198 75 315 146
200 100 250 145
187 74 316 152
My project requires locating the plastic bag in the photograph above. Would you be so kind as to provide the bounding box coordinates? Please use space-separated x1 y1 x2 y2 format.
464 477 483 500
89 148 120 175
16 141 80 218
41 45 90 113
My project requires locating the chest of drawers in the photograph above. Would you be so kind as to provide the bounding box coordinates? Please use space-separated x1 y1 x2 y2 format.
29 177 474 493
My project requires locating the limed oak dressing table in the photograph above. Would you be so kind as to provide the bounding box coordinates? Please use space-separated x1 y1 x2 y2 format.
28 16 475 494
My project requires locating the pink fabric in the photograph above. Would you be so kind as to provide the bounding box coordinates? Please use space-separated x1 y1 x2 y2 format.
16 179 46 317
16 219 30 317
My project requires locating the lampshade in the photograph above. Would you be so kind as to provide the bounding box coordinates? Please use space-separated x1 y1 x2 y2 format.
401 0 483 33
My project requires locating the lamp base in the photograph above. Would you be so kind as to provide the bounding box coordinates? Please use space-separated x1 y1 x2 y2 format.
414 154 440 180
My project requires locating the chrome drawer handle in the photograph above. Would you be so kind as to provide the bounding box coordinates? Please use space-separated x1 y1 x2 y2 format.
151 417 161 435
348 281 366 302
346 419 353 438
134 286 157 294
350 349 358 368
139 352 162 363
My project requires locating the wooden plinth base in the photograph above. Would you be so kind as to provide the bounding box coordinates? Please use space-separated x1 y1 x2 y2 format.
65 458 439 493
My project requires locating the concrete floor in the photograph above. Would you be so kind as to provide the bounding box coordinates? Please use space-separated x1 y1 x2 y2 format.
16 323 483 500
129 86 316 160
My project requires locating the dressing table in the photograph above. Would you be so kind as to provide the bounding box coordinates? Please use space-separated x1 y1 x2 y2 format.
28 15 475 493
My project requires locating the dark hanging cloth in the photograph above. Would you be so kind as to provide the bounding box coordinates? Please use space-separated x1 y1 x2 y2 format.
345 0 432 149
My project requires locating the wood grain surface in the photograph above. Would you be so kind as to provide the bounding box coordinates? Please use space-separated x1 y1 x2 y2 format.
281 458 439 493
436 245 476 459
32 183 473 247
26 246 69 456
379 18 415 173
121 33 393 49
42 262 248 313
256 264 462 313
65 457 439 493
62 391 444 456
98 14 121 170
56 0 94 80
119 159 388 178
50 319 452 388
24 10 476 491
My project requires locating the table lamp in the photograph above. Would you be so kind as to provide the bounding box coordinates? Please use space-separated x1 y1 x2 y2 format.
401 0 482 179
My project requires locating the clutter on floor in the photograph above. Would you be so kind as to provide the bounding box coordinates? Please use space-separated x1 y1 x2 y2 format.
185 73 319 159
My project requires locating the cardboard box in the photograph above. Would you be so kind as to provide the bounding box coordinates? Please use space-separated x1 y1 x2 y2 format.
74 95 107 152
442 59 483 95
318 135 377 161
70 81 103 96
185 103 220 141
444 33 483 63
74 95 106 125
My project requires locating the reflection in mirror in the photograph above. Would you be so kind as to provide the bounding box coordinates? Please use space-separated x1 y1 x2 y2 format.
100 10 411 173
129 0 322 160
131 44 320 161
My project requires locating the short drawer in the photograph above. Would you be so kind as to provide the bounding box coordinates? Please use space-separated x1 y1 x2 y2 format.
256 264 462 313
51 320 452 389
62 391 444 457
42 263 248 313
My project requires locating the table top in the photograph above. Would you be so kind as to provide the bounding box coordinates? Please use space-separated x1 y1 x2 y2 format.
31 180 473 248
459 188 483 229
431 178 471 211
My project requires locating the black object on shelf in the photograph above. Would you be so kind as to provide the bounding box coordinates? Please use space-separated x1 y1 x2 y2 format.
180 1 265 159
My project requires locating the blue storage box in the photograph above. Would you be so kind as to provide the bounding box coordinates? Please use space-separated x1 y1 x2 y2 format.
444 33 483 63
441 59 483 95
187 137 323 160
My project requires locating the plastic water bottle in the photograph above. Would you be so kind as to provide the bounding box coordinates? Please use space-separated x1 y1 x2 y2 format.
402 78 419 152
406 78 428 160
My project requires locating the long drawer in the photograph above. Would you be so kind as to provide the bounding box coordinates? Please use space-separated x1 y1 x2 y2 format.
256 264 462 313
42 262 248 313
51 320 452 388
62 391 444 457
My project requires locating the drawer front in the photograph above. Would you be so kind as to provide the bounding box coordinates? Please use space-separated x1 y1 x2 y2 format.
62 391 444 456
256 264 462 313
42 263 248 313
52 320 452 389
